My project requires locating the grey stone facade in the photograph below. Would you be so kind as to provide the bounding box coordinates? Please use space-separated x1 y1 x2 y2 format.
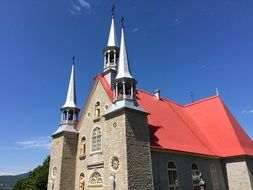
48 132 78 190
152 150 226 190
48 78 253 190
47 78 253 190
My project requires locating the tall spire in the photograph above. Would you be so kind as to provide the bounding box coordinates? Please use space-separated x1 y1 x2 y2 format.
61 56 78 109
102 4 120 88
104 17 146 116
53 57 80 135
115 18 134 80
107 3 118 47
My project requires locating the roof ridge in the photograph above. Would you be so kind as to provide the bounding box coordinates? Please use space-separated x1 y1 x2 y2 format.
184 95 219 107
137 88 184 107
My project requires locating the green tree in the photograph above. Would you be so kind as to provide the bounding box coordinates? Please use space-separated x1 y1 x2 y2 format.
13 156 50 190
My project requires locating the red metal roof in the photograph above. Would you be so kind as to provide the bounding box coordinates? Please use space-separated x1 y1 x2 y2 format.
98 74 253 158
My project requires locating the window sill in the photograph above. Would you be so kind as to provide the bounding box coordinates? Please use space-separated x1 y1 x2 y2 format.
88 184 103 187
90 151 103 156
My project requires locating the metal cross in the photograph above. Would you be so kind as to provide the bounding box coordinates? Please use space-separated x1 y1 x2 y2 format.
121 16 125 28
112 3 115 16
72 56 75 65
190 91 194 103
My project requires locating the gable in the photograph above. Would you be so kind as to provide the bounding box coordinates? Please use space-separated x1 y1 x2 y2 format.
76 76 112 131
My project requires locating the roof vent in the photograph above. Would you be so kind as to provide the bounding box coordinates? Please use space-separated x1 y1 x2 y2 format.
154 90 161 100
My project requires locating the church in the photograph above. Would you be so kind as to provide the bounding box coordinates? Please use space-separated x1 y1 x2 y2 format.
47 9 253 190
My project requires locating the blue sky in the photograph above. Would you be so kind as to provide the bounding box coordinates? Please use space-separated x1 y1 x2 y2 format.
0 0 253 175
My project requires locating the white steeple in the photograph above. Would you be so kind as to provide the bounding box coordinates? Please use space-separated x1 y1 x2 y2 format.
103 4 119 82
104 18 146 116
52 57 80 136
107 13 118 47
115 23 134 80
61 59 78 109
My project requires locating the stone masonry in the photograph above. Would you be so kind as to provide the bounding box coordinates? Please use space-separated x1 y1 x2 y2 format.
48 132 78 190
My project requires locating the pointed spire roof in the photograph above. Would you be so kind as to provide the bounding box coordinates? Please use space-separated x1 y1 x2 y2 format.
107 13 118 47
115 22 134 80
61 58 78 109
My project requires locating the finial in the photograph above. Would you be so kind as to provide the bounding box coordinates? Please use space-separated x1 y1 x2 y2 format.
112 2 115 17
121 16 125 28
72 56 75 65
190 91 194 103
216 88 219 96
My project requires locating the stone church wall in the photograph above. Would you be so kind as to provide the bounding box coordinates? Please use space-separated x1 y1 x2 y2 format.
151 150 226 190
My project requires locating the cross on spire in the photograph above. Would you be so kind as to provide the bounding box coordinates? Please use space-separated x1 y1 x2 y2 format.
72 56 75 65
121 16 125 28
216 88 220 96
112 3 115 16
190 91 194 103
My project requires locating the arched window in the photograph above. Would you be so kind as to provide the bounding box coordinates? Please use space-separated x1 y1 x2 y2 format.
92 127 102 152
95 101 101 118
168 161 179 190
79 173 85 190
210 164 219 190
80 137 86 155
89 172 103 186
192 163 201 190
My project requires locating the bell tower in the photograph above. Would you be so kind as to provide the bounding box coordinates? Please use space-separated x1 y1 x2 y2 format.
104 19 154 190
103 4 119 88
47 57 80 190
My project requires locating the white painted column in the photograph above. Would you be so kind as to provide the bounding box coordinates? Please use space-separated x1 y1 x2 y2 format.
123 82 126 99
66 110 69 123
61 113 64 123
114 50 116 64
107 52 110 63
131 85 134 99
104 53 107 66
115 84 118 100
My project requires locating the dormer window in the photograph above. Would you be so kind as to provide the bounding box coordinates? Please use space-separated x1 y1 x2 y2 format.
95 101 101 118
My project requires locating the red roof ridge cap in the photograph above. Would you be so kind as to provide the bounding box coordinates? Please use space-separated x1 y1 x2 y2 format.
161 96 184 107
184 95 219 107
97 74 113 101
137 88 184 107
